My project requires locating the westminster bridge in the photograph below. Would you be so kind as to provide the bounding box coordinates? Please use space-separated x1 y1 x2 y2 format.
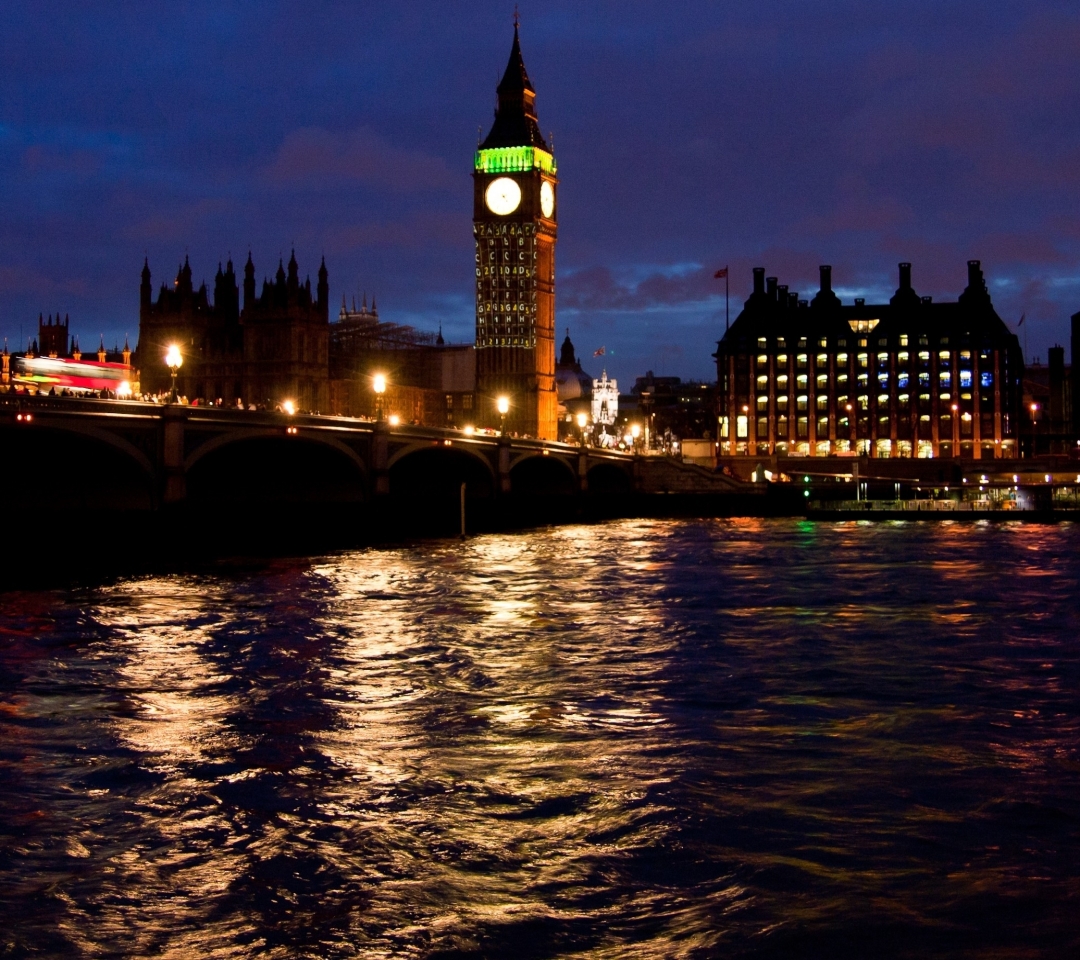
0 394 751 538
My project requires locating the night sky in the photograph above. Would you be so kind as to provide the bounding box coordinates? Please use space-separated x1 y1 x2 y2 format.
2 1 1079 386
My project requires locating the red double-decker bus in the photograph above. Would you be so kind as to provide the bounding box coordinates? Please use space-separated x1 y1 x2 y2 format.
12 356 134 395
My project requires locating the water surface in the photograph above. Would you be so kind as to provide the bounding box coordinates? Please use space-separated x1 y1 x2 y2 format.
2 519 1079 958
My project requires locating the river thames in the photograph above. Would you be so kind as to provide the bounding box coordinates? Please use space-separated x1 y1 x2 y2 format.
2 518 1079 958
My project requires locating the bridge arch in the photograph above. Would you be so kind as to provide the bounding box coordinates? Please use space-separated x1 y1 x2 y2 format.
185 432 367 506
509 452 577 497
388 444 497 534
387 440 496 480
0 422 155 513
184 428 367 480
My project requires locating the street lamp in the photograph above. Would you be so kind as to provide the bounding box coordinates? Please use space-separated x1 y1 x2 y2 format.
630 422 641 449
373 372 387 421
497 395 509 436
165 344 182 402
576 410 589 446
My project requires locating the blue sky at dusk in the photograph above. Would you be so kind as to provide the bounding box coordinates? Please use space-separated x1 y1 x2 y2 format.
2 1 1080 385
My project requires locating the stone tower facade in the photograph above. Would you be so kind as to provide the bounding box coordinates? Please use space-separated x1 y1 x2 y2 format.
472 24 558 439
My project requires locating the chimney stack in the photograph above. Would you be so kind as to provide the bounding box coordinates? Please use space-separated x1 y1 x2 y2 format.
899 262 912 290
819 265 832 293
753 267 765 296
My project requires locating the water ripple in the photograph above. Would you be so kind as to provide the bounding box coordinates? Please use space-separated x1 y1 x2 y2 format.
1 519 1079 958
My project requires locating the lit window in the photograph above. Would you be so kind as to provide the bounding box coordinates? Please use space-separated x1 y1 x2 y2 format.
836 353 848 364
877 352 889 364
980 372 993 388
797 354 808 368
797 395 809 411
898 352 909 363
939 350 951 362
818 338 827 348
757 354 768 366
816 353 828 366
797 375 808 389
756 375 768 389
940 371 952 387
878 393 889 405
847 319 880 332
959 370 972 388
837 373 849 385
816 375 828 389
857 353 869 368
898 373 909 388
736 415 748 438
776 353 788 365
816 395 829 410
777 375 789 388
899 335 909 347
858 395 869 410
757 338 767 348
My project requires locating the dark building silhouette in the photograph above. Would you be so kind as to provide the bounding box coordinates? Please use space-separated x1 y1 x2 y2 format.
36 313 71 357
715 261 1024 459
472 24 558 438
1022 346 1073 455
136 251 329 410
1073 310 1080 440
328 298 475 425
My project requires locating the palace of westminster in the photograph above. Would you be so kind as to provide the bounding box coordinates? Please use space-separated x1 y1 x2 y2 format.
4 25 1078 460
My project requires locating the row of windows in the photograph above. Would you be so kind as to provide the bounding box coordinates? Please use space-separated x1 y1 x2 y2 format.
477 337 537 347
751 350 991 370
748 392 992 410
750 335 993 350
751 370 993 389
477 262 535 273
478 302 535 314
474 222 535 237
726 413 1002 439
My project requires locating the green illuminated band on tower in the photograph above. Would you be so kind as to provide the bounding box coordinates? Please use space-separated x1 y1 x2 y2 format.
474 146 557 175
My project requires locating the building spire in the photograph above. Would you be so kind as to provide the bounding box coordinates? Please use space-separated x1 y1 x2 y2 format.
480 21 547 150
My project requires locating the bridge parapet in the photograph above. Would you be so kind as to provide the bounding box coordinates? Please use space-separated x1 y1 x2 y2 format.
1 394 643 512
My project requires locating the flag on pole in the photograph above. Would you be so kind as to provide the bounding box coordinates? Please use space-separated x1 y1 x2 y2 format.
593 346 605 357
1017 313 1025 326
714 267 728 279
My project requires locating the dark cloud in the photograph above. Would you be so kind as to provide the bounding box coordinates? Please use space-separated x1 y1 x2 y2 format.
2 0 1080 382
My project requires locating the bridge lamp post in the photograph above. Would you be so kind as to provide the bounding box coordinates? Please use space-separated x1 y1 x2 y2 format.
576 411 589 447
497 395 510 436
373 373 387 421
630 422 641 450
165 345 183 402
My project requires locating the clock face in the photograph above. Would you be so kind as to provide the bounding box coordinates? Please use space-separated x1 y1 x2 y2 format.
540 180 555 219
485 177 522 216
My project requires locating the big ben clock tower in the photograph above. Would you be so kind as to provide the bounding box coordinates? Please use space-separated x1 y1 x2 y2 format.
473 22 558 440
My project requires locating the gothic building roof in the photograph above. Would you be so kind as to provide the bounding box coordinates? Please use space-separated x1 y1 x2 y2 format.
717 261 1019 352
480 25 548 151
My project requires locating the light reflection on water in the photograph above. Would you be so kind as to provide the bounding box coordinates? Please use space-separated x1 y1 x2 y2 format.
1 518 1079 958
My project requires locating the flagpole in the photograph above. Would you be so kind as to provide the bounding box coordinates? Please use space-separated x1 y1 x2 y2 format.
725 265 729 333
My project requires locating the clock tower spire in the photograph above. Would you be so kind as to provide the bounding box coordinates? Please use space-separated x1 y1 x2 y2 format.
473 22 558 440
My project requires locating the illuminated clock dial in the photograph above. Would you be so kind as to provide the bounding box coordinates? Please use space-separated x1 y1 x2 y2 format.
485 177 521 216
540 180 555 218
